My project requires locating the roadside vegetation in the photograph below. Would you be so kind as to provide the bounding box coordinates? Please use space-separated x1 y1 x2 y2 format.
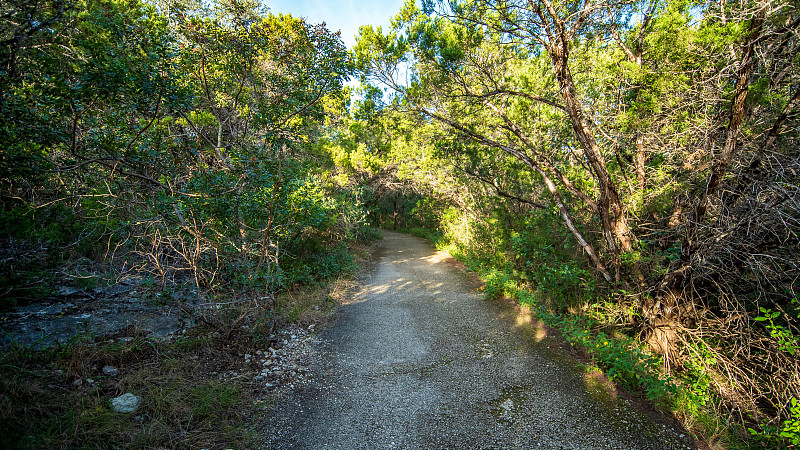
345 0 799 448
2 0 798 448
1 0 376 447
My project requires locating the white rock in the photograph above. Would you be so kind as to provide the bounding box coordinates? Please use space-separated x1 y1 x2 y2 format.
110 393 141 413
103 365 120 376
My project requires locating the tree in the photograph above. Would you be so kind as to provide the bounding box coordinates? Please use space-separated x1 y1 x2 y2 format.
0 0 357 317
355 0 800 437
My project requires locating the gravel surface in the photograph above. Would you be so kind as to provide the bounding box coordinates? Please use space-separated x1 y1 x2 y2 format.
263 231 691 449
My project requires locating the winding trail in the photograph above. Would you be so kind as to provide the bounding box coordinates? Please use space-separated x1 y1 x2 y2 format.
264 231 690 449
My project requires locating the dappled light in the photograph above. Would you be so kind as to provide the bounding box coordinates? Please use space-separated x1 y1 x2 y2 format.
261 231 687 448
583 370 619 403
2 0 797 446
513 305 548 343
421 250 452 265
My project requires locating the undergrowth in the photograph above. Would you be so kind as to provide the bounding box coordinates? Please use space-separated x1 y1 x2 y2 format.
433 232 790 449
0 331 254 449
0 232 381 448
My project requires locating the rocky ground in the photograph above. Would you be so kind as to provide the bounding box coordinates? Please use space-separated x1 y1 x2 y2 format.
0 275 326 447
1 276 193 349
1 276 321 394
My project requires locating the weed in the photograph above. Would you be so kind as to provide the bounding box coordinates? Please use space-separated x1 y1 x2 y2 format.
755 306 799 356
781 398 800 446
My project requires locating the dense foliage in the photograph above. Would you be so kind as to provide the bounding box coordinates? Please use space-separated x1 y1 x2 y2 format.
2 0 799 446
348 0 799 446
0 0 369 327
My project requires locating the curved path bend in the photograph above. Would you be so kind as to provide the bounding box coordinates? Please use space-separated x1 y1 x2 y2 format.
264 231 690 449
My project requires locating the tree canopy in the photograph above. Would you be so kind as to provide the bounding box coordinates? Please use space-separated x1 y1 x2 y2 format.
1 0 798 446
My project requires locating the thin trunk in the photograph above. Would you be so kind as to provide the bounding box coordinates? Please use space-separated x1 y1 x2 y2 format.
693 8 765 228
484 100 599 213
419 107 613 282
635 134 646 192
234 179 247 256
537 164 614 283
654 8 767 359
547 37 635 261
392 196 398 231
725 87 800 209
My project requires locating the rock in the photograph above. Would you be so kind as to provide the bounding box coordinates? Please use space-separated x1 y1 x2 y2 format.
110 393 141 413
103 365 120 376
58 286 81 296
96 285 132 297
255 375 266 382
72 378 83 387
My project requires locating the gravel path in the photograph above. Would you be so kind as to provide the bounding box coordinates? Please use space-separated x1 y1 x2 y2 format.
263 231 691 449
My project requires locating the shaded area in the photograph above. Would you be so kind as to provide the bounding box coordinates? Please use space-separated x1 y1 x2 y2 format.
0 279 193 349
263 231 691 449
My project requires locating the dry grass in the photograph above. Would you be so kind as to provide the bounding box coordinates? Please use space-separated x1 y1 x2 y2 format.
0 329 257 449
0 237 383 449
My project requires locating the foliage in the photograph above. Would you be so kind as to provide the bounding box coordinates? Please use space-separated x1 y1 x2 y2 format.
352 0 800 445
755 305 799 356
2 0 799 447
781 398 800 446
0 0 365 325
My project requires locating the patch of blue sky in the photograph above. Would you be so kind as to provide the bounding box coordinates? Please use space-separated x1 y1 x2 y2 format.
264 0 409 49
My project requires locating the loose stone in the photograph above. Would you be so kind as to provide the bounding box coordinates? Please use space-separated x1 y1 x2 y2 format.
110 393 141 413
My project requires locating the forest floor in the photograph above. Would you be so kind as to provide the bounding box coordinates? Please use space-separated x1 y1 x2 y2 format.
0 251 363 448
260 231 695 449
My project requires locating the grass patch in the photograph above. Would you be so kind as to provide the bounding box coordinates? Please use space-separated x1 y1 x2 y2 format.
0 331 255 449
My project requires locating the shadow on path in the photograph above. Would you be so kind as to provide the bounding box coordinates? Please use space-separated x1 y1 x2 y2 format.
263 231 691 449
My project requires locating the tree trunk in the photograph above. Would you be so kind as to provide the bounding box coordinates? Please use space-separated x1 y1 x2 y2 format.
692 8 766 227
547 37 635 267
653 8 766 360
418 107 613 282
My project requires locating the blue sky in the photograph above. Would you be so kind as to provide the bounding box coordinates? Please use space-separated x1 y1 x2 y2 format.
264 0 408 48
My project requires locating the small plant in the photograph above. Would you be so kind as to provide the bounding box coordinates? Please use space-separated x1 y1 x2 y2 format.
482 269 515 301
755 307 799 356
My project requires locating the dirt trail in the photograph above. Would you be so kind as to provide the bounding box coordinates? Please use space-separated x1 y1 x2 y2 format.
263 231 691 449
